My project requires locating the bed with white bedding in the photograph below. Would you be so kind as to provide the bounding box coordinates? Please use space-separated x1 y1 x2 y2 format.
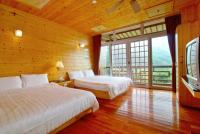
0 83 99 134
73 75 133 99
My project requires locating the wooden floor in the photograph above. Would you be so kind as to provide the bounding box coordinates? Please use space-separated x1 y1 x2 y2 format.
57 88 200 134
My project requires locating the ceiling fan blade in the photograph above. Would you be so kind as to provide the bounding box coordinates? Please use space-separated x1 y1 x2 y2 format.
106 0 124 14
130 0 141 13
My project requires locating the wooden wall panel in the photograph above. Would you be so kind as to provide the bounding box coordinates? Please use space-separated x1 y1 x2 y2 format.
177 2 200 77
0 4 93 81
176 2 200 107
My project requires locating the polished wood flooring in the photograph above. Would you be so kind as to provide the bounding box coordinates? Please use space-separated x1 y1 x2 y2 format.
57 88 200 134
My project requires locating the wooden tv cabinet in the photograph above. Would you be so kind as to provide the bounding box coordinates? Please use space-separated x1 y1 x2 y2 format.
178 77 200 108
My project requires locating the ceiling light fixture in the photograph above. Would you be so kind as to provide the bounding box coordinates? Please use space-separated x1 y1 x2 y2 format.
92 0 97 4
15 29 23 37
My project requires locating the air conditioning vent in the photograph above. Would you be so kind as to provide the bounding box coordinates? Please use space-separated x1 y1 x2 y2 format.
16 0 50 9
146 1 173 18
91 25 107 32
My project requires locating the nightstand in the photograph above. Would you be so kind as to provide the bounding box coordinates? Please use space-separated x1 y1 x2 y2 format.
54 80 74 88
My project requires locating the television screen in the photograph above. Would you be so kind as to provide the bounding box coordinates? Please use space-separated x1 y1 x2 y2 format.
186 37 200 90
186 40 198 80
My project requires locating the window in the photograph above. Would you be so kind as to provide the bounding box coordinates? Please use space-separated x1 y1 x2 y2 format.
100 45 110 75
100 19 172 89
131 40 149 85
112 44 127 77
102 20 166 43
152 36 172 86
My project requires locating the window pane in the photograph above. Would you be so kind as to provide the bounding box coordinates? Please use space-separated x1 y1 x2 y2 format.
152 36 172 86
152 36 172 66
100 45 110 75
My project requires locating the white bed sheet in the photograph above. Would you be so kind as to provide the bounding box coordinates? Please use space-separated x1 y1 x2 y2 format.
74 76 133 99
0 83 99 134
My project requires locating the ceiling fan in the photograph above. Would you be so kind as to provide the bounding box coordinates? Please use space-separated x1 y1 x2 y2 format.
106 0 141 14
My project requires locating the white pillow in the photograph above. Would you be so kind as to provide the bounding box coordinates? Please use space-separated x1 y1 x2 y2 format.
82 69 95 77
68 71 84 80
21 74 49 88
0 76 22 91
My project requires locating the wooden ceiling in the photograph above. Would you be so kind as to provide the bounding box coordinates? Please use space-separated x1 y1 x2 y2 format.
0 0 198 35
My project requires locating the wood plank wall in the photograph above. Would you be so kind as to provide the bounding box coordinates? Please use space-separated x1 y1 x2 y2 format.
176 2 200 107
177 2 200 81
0 4 93 81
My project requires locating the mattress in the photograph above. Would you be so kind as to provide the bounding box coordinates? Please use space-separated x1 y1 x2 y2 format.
0 83 99 134
74 76 133 99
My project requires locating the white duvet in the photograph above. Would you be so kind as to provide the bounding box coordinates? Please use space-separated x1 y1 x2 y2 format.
74 76 133 99
0 83 99 134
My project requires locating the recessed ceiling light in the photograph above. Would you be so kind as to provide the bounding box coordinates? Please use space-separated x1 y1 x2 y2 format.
15 29 23 37
92 0 97 4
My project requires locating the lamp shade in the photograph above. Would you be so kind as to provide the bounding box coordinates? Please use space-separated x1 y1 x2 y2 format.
56 61 64 69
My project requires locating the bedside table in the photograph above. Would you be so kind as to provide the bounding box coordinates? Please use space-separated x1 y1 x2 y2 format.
66 81 74 88
54 81 74 88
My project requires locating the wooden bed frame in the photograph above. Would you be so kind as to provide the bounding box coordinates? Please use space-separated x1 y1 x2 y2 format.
49 108 93 134
75 86 112 99
74 86 131 100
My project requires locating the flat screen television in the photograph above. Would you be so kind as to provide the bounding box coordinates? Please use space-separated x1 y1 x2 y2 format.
186 37 200 90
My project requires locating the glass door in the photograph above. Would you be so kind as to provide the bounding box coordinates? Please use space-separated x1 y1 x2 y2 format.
151 36 172 87
130 40 150 86
106 35 172 89
111 44 128 77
